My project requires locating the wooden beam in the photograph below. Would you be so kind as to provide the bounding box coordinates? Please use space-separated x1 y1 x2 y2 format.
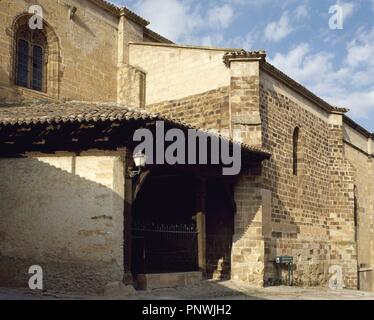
133 170 150 202
196 178 207 275
123 148 134 285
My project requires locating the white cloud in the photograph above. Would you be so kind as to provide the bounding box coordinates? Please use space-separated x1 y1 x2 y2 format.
346 27 374 67
264 12 293 42
337 1 356 20
208 4 234 29
270 43 334 83
123 0 237 44
295 4 308 20
226 29 258 50
129 0 203 42
269 37 374 118
200 33 225 47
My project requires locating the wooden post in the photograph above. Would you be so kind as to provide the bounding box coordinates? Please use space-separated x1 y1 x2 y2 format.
123 148 133 285
196 178 207 274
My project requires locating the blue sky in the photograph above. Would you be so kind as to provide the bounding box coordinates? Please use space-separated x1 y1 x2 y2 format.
112 0 374 132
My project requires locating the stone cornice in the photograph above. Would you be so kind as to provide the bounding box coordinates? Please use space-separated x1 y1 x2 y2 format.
223 50 267 67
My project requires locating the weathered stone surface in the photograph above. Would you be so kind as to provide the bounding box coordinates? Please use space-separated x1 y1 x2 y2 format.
136 272 203 291
104 282 136 297
0 154 126 293
0 0 373 295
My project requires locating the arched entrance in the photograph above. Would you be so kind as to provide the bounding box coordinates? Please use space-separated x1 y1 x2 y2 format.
131 171 199 275
130 168 236 283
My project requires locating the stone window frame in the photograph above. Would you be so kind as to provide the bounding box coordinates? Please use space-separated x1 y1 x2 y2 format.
15 23 47 92
10 13 61 99
293 127 300 176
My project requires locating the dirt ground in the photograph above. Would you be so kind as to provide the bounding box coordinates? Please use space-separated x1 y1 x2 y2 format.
1 280 374 300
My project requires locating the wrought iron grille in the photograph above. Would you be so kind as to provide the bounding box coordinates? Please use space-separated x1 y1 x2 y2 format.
132 222 198 274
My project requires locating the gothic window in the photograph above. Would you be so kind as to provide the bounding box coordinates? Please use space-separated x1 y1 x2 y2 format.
293 127 300 176
15 23 47 92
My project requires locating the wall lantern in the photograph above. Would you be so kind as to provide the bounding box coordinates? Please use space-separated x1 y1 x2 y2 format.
130 151 147 178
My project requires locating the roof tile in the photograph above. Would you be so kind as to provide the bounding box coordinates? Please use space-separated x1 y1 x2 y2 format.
0 101 270 156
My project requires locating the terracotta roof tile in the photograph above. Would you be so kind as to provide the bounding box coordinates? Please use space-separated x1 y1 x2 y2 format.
0 101 156 125
223 50 267 67
0 101 271 157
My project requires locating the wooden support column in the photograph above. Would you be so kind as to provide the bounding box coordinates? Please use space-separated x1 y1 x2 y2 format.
123 148 133 285
196 178 207 274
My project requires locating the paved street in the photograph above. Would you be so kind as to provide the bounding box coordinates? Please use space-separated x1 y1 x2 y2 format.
1 281 374 300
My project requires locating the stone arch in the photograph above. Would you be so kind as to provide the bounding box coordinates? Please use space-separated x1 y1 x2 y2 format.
10 13 61 98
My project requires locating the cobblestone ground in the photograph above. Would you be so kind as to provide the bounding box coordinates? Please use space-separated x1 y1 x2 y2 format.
1 281 374 300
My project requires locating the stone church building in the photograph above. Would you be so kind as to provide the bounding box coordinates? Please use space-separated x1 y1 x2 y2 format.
0 0 373 293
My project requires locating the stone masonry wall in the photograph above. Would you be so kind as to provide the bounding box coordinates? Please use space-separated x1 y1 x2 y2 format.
117 13 146 106
0 0 119 102
231 168 265 286
0 153 126 293
129 44 231 105
118 64 146 107
259 71 357 287
147 87 230 134
147 69 270 286
328 125 357 289
230 60 262 147
343 143 373 290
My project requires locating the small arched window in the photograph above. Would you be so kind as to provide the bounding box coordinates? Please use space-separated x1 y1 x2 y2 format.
15 23 47 92
293 127 300 176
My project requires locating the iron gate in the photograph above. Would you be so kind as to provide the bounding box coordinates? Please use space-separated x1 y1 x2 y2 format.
132 222 198 274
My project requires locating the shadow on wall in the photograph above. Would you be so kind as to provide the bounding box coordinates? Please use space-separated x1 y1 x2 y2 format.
206 178 235 281
0 156 265 299
0 156 124 294
0 156 258 298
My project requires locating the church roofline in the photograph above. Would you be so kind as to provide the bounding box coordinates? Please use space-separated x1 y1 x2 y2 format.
260 61 349 115
222 50 348 116
129 42 241 52
87 1 175 42
143 28 174 44
260 61 374 139
87 0 120 15
343 115 374 140
119 7 150 27
87 0 150 27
